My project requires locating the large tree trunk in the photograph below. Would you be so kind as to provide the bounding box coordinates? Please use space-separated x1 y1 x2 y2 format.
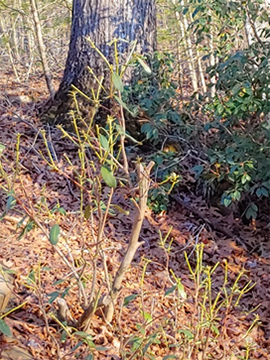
43 0 157 126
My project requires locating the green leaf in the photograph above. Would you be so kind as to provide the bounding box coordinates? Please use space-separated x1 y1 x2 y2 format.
179 329 194 340
251 202 258 211
146 354 156 360
241 173 251 184
101 166 117 188
115 124 141 144
74 331 92 337
85 355 94 360
53 279 66 286
262 181 270 190
211 324 220 335
60 330 67 342
95 346 109 351
143 340 153 355
246 202 258 220
0 211 6 221
87 340 97 348
232 83 242 95
27 269 36 284
6 191 16 211
216 104 224 115
0 143 5 155
246 208 255 219
111 204 129 215
57 207 67 215
99 134 109 151
163 355 178 360
18 220 35 240
84 204 91 219
141 123 153 138
41 266 51 271
51 205 66 215
256 188 262 197
112 72 124 92
232 190 241 201
142 311 152 322
177 281 187 300
191 165 204 179
165 285 176 296
0 319 12 337
124 293 139 306
114 95 137 117
71 341 83 352
16 216 28 228
61 287 70 298
223 196 232 207
229 165 237 174
183 7 188 15
128 335 143 349
47 291 60 304
137 58 151 74
49 224 60 245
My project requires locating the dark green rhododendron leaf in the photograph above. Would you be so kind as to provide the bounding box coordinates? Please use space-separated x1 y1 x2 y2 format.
246 202 258 219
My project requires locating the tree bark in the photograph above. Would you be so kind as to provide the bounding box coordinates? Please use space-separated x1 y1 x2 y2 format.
172 0 198 95
42 0 157 126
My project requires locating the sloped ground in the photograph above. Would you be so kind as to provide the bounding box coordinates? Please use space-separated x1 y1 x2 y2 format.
0 74 269 359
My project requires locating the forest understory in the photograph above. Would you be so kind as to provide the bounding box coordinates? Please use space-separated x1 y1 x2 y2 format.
0 72 269 360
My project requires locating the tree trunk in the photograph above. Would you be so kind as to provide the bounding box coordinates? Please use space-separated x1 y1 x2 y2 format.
173 0 198 95
30 0 55 97
43 0 157 126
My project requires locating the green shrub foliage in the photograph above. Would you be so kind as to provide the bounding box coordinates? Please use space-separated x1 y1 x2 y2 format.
129 47 270 220
204 44 270 218
123 52 182 143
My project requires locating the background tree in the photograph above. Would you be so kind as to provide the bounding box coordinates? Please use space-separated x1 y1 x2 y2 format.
29 0 55 97
0 0 71 82
43 0 157 125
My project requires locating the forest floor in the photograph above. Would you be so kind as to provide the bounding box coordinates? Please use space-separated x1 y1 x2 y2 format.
0 73 269 360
